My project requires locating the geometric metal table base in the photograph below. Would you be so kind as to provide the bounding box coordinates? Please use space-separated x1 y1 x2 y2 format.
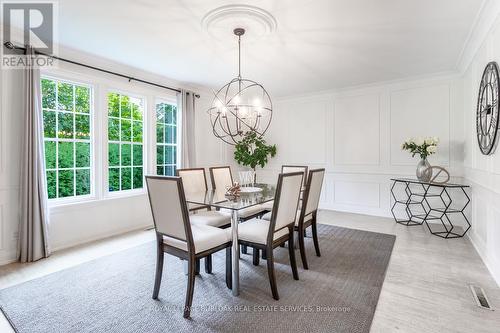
390 178 471 238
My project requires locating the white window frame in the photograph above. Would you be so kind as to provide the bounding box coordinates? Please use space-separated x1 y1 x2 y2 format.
104 88 148 198
41 67 181 208
41 74 97 206
154 97 180 176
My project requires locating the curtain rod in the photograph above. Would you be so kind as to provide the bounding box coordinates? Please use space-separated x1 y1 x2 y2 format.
3 41 200 98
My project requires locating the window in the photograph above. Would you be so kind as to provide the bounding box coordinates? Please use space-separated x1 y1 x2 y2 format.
155 101 178 176
107 92 144 192
41 78 92 199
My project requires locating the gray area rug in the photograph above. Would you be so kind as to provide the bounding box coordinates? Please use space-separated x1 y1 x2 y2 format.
0 224 395 333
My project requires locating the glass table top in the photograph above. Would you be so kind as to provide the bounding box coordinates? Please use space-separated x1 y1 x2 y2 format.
185 183 276 210
390 178 470 188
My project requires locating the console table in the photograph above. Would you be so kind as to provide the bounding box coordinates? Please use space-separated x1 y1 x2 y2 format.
390 178 471 239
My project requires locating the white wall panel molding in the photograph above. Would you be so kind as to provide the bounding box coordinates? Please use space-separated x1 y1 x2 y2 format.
334 94 381 166
389 84 451 167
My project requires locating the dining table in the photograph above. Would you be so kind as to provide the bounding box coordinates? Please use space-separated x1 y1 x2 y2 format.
185 183 276 296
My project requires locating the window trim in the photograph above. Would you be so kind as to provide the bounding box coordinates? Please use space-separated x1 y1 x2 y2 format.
154 97 179 176
41 75 97 206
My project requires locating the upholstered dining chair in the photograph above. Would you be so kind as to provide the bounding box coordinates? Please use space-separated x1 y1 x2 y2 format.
260 165 308 212
176 168 211 212
177 167 231 274
145 176 233 318
209 166 267 221
238 172 303 300
262 168 325 270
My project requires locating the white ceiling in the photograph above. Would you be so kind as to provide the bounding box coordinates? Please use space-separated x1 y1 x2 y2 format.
53 0 484 96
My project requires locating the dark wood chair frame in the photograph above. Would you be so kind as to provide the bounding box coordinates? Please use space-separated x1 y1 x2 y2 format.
145 176 232 318
176 167 211 213
176 167 232 274
238 172 303 300
295 168 325 270
281 165 309 184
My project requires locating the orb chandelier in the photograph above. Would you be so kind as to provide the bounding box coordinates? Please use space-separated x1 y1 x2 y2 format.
208 28 273 145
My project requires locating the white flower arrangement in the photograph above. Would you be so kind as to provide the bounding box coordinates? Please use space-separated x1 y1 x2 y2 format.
401 137 439 159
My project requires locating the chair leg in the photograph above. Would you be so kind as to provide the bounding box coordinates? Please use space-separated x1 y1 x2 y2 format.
288 228 299 280
266 247 279 300
304 229 307 237
152 242 164 299
298 227 309 270
184 257 196 318
195 258 200 275
225 247 232 290
241 244 248 255
252 248 260 266
312 220 321 257
205 255 212 274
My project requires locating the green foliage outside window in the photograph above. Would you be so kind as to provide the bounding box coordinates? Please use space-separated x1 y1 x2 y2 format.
155 102 177 176
42 78 92 199
108 92 144 192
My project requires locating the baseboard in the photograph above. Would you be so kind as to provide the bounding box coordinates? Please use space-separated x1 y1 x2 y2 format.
50 223 153 253
0 256 16 266
467 231 500 288
319 204 392 219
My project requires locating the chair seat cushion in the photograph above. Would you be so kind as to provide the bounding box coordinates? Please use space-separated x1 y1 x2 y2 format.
163 224 231 254
190 211 231 227
238 218 289 245
262 210 313 225
188 203 208 211
260 200 274 211
221 205 266 219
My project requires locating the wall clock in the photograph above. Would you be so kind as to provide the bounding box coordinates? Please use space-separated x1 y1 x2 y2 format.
477 61 500 155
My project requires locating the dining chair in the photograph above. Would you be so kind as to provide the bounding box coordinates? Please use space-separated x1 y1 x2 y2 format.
237 171 303 300
260 165 308 212
176 168 210 212
176 167 231 274
209 166 267 221
145 176 233 318
262 168 324 269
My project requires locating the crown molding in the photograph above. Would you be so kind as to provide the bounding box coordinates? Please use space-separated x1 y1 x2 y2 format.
456 0 500 74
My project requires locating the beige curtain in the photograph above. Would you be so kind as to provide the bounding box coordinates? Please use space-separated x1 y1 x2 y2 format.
177 89 196 168
18 46 50 262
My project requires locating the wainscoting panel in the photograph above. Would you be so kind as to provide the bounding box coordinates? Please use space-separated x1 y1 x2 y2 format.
333 181 380 208
287 99 328 165
334 94 380 165
389 84 451 167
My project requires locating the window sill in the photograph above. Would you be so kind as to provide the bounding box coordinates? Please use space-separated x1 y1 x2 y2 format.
49 190 147 213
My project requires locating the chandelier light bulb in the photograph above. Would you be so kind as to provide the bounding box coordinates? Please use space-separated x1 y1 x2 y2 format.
233 94 241 105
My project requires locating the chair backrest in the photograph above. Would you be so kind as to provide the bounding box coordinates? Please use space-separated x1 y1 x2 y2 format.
303 169 325 216
281 165 308 186
268 172 304 240
209 166 233 190
145 176 193 246
176 168 207 194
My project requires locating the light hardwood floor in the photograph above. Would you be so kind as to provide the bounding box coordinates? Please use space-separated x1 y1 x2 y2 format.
1 211 499 332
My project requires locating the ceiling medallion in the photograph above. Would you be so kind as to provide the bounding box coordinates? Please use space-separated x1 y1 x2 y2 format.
207 27 273 145
201 4 277 41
